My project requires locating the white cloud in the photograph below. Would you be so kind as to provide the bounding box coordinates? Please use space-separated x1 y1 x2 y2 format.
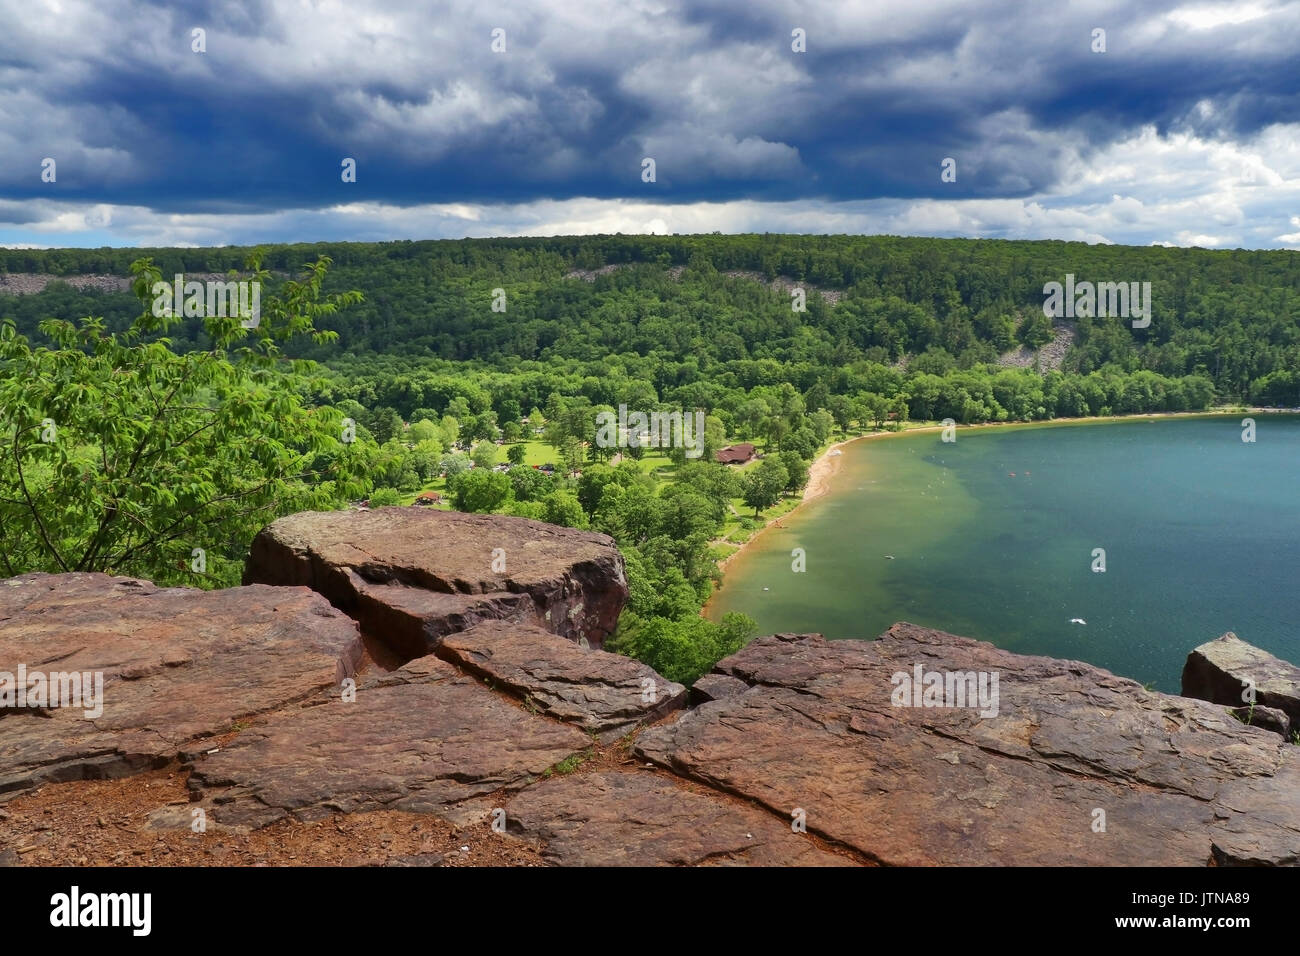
1167 2 1277 30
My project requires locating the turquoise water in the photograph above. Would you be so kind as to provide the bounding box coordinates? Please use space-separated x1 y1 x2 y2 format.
706 416 1300 691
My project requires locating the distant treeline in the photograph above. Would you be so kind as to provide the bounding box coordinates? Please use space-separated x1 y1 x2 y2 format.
5 234 1297 409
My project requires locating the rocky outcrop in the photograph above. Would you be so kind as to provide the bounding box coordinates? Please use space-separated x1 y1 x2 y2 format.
0 573 361 797
0 273 131 295
244 508 627 656
436 621 687 740
1183 632 1300 736
186 655 590 829
637 625 1300 866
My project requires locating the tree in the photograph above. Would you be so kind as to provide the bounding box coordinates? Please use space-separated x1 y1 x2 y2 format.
1016 312 1053 350
471 441 499 469
861 392 891 429
366 406 404 444
409 438 443 481
657 489 718 539
447 469 510 513
409 418 440 442
671 460 738 524
0 253 364 587
778 450 810 493
541 491 587 528
368 487 402 507
741 458 788 517
809 408 835 443
762 415 789 452
509 465 553 501
439 451 470 478
440 415 460 448
498 398 522 424
506 443 527 465
827 395 854 434
736 397 770 438
447 396 472 420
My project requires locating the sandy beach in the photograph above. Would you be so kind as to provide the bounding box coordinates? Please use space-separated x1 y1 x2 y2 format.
802 436 854 502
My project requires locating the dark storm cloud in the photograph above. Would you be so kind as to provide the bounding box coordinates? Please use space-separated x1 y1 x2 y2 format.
1 0 1298 247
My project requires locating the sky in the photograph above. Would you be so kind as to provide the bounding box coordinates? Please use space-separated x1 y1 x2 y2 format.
0 0 1298 249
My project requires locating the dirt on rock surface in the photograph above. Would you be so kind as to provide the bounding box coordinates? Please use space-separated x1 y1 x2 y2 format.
0 766 544 867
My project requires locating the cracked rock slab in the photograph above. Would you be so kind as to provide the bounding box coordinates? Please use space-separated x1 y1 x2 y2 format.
0 572 361 798
244 508 628 656
1183 632 1300 735
636 624 1300 866
437 621 686 740
187 655 590 829
504 771 851 866
691 673 748 705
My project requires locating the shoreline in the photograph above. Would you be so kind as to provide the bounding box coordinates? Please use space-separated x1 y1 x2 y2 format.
707 406 1294 590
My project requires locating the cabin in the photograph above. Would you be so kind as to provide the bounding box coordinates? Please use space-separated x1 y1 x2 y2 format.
413 491 441 506
715 443 756 465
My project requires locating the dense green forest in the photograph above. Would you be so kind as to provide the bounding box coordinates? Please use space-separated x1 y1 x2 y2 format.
2 234 1298 406
3 234 1297 681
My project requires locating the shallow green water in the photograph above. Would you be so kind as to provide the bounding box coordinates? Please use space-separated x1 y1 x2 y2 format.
706 416 1300 691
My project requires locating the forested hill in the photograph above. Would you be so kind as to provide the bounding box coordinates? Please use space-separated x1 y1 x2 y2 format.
2 234 1299 408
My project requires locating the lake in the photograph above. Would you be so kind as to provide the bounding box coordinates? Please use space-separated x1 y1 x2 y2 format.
705 415 1300 691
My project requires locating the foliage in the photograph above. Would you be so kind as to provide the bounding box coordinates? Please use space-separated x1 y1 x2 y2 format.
447 468 511 512
0 253 364 587
368 487 401 507
741 458 789 517
606 611 757 685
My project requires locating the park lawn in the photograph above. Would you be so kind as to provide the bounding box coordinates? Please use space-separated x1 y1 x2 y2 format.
510 438 561 467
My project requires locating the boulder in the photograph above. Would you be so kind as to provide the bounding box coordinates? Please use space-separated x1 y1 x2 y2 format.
0 573 360 797
437 620 686 740
244 508 627 657
636 624 1300 866
1183 632 1300 736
